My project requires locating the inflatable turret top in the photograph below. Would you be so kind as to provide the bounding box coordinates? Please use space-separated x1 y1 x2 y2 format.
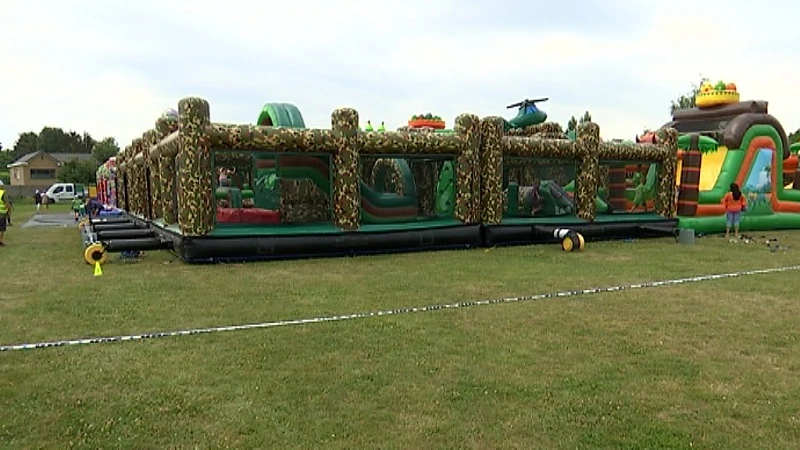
695 80 739 108
661 80 791 160
409 113 445 130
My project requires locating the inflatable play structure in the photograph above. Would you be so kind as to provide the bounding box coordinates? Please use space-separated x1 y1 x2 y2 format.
95 157 117 207
93 96 681 263
655 80 800 233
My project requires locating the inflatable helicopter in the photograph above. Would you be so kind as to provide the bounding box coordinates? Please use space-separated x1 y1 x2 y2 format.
504 98 548 131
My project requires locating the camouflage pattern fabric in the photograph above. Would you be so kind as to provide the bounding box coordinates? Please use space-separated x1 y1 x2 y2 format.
479 117 504 224
369 158 406 196
134 138 147 217
120 95 680 235
128 138 143 217
143 129 160 220
154 116 179 224
331 108 361 230
505 163 538 186
361 156 377 182
505 122 565 137
534 132 569 140
453 114 481 223
177 97 214 236
116 153 127 212
158 132 179 225
407 160 440 216
362 126 466 155
214 153 253 170
575 123 601 221
655 128 678 217
208 124 334 153
122 144 133 214
279 179 331 223
502 136 579 158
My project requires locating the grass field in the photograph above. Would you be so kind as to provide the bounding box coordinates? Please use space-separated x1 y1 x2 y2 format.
2 204 800 448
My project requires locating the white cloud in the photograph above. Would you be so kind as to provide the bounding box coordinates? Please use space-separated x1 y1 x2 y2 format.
1 0 798 151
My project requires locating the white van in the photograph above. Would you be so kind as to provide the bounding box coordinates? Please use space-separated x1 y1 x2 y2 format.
45 183 88 203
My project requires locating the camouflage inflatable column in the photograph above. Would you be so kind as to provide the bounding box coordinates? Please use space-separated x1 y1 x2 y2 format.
479 116 505 224
117 153 127 211
135 138 147 216
454 114 481 223
361 156 377 183
135 137 149 217
122 147 132 212
407 160 437 216
143 130 160 219
156 117 179 224
656 127 678 218
129 138 143 216
331 108 361 230
126 145 136 213
177 97 214 236
123 145 134 214
575 123 600 222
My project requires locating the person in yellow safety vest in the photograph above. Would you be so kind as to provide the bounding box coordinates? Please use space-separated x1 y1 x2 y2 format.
0 180 9 246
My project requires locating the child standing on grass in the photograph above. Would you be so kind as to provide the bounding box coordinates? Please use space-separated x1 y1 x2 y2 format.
71 196 82 221
722 182 747 239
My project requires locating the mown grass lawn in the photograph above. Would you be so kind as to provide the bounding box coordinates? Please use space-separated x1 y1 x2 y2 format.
1 203 800 448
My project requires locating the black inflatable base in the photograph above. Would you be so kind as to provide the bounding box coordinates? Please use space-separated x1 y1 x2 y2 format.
484 219 680 247
105 238 174 252
124 214 679 263
175 225 484 263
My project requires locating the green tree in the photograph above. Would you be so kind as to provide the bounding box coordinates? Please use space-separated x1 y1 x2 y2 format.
11 132 39 160
579 111 592 124
78 132 96 154
566 116 578 132
789 128 800 144
0 145 9 184
92 137 120 164
37 127 92 153
0 150 12 168
670 77 709 114
58 159 99 184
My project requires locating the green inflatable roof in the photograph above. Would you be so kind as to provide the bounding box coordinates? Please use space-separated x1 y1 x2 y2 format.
677 134 719 153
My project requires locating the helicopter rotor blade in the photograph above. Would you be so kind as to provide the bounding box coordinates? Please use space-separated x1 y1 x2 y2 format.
506 97 550 109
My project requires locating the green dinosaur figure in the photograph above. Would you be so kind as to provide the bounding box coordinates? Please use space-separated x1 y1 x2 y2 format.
629 165 658 212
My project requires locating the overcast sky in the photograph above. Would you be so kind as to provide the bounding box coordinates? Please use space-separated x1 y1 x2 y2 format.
1 0 798 150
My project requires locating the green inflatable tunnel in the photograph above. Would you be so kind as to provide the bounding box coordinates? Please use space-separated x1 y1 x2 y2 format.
257 103 306 128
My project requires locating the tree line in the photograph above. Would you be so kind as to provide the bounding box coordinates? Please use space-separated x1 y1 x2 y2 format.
0 127 121 185
565 111 592 133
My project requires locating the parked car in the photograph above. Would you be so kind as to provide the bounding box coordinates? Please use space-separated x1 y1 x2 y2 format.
44 183 88 203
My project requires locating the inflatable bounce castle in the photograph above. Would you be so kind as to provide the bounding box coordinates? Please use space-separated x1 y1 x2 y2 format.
652 81 800 232
82 86 798 264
